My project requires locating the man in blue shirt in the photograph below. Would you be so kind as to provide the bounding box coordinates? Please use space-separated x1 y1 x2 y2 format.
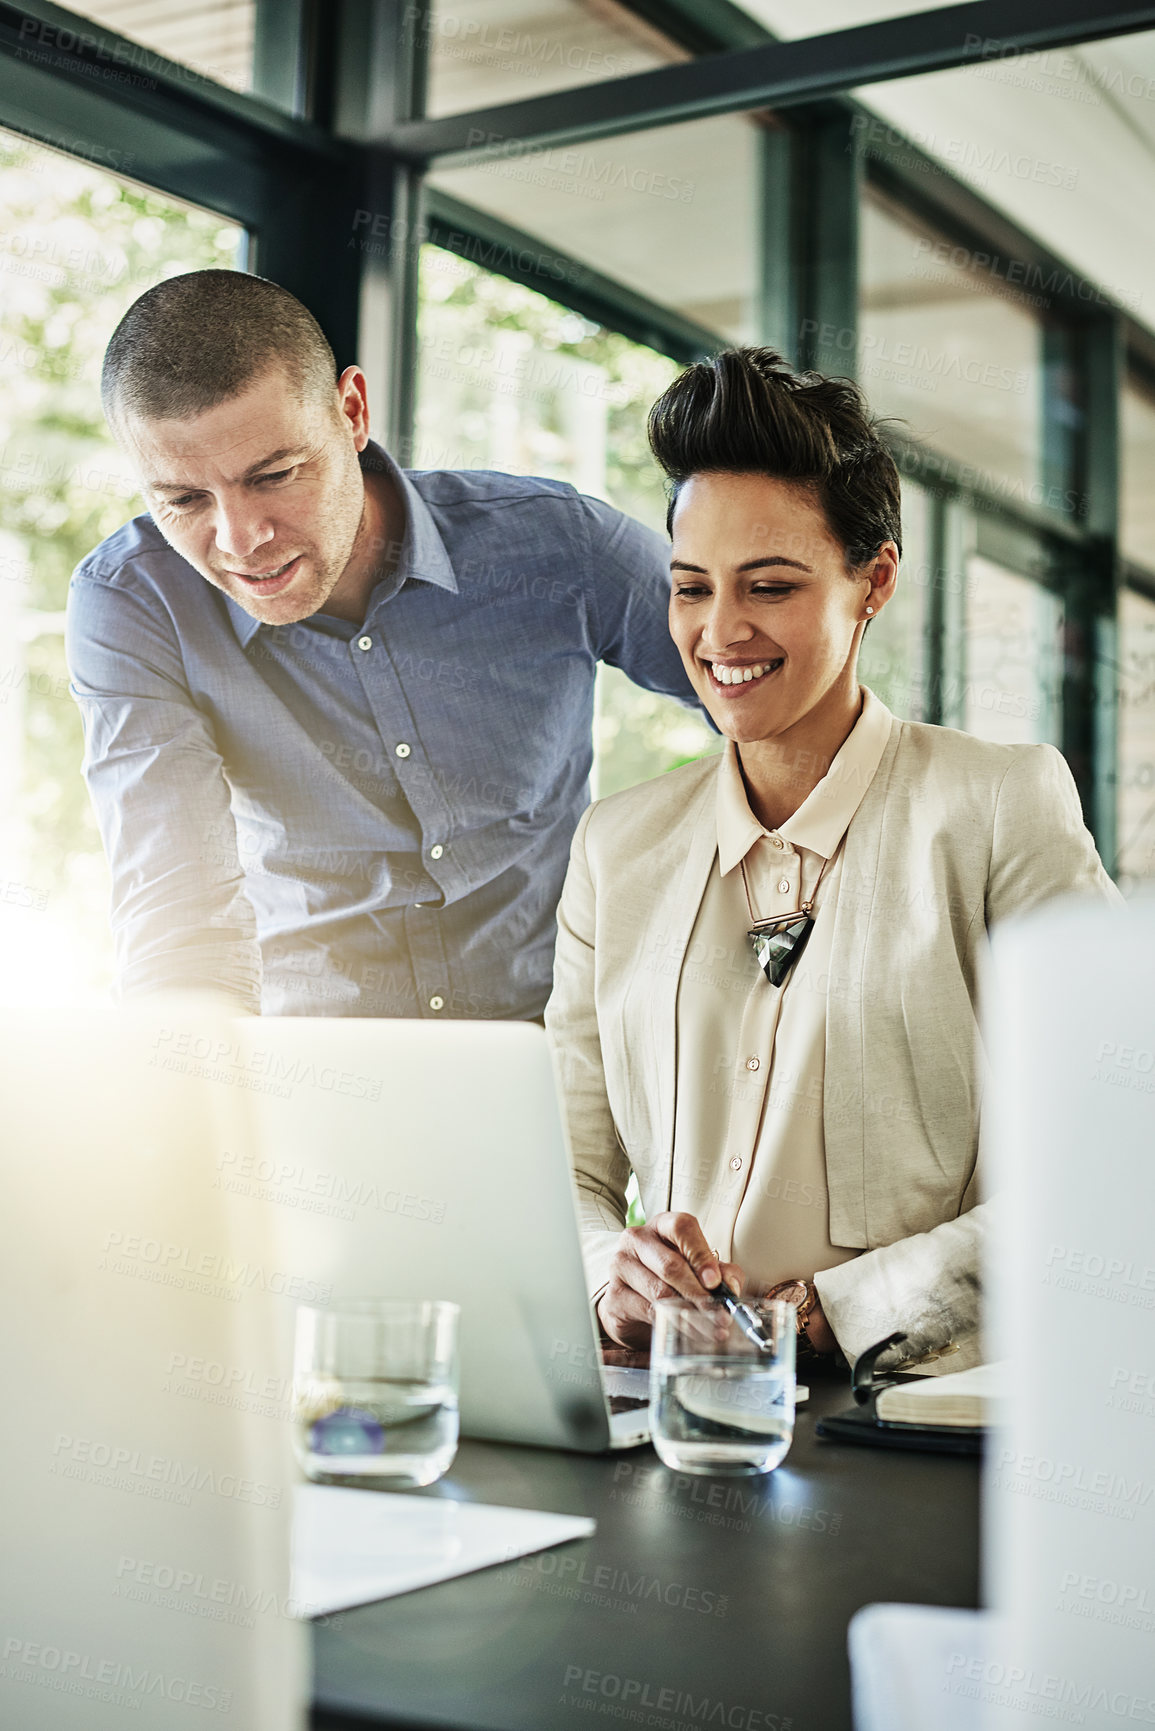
66 270 696 1019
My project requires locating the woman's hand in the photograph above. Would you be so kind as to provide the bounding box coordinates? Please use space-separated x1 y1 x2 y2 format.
804 1298 838 1355
596 1211 745 1351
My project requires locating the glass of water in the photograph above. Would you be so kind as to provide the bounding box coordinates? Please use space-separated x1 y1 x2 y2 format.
293 1299 459 1489
650 1297 796 1476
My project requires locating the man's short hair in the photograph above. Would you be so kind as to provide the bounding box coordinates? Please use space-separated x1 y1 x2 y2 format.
647 346 902 568
102 269 338 427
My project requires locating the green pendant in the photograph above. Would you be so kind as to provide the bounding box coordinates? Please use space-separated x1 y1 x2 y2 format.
749 912 814 987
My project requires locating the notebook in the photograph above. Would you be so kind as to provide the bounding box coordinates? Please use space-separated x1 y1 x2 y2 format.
874 1362 1005 1428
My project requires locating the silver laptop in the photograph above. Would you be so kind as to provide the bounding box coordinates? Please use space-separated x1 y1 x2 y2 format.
220 1016 651 1451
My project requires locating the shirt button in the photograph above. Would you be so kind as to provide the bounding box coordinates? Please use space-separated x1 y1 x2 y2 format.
745 1056 760 1072
395 743 411 759
777 878 791 894
771 836 784 848
429 844 444 860
429 995 445 1012
729 1156 743 1172
357 635 373 651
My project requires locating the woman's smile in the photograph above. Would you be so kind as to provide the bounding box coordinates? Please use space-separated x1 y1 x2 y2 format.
701 655 785 694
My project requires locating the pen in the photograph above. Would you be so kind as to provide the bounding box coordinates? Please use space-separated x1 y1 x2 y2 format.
708 1275 774 1351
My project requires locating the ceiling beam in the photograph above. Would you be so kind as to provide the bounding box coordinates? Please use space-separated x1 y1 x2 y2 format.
386 0 1155 167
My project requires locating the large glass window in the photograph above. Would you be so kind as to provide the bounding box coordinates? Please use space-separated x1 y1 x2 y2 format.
40 2 256 96
1121 376 1155 576
737 1 968 31
423 0 684 117
429 112 763 343
1117 585 1155 889
414 245 718 797
844 32 1155 337
0 129 244 1005
857 477 931 720
961 555 1064 746
860 189 1049 505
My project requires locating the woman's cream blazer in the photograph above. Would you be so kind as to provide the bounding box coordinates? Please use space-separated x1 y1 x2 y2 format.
545 696 1124 1371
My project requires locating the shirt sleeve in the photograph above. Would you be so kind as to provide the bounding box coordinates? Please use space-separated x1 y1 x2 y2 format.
66 568 262 1011
815 741 1123 1373
575 492 704 709
544 802 631 1300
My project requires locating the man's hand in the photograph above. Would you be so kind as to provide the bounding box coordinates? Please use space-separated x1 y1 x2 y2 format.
596 1211 745 1352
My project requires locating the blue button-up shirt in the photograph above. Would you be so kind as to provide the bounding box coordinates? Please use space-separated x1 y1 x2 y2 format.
66 445 695 1019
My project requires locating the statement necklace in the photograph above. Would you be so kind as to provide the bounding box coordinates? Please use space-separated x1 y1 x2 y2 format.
739 848 835 987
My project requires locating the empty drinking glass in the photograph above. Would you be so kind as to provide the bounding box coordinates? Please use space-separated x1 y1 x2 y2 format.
293 1299 459 1488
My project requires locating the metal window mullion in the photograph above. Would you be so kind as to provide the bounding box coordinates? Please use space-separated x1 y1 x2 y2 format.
1079 314 1123 871
331 2 433 460
756 123 801 362
800 111 859 378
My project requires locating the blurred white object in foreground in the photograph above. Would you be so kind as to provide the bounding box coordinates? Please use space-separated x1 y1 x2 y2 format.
851 894 1153 1731
0 998 306 1730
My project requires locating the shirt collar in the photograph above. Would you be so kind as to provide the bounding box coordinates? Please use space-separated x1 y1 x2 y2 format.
716 685 895 876
224 441 458 649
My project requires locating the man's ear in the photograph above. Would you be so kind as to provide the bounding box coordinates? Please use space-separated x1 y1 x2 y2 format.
335 366 371 448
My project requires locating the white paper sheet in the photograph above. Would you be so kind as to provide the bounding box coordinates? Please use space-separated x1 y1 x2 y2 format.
292 1483 596 1617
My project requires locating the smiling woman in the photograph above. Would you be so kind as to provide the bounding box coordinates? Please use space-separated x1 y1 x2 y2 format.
544 344 1122 1376
652 351 900 830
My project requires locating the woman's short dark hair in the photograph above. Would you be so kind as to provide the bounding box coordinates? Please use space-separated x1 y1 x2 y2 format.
647 347 902 568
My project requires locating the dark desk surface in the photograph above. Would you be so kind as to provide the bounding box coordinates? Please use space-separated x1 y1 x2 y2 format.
311 1365 979 1731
